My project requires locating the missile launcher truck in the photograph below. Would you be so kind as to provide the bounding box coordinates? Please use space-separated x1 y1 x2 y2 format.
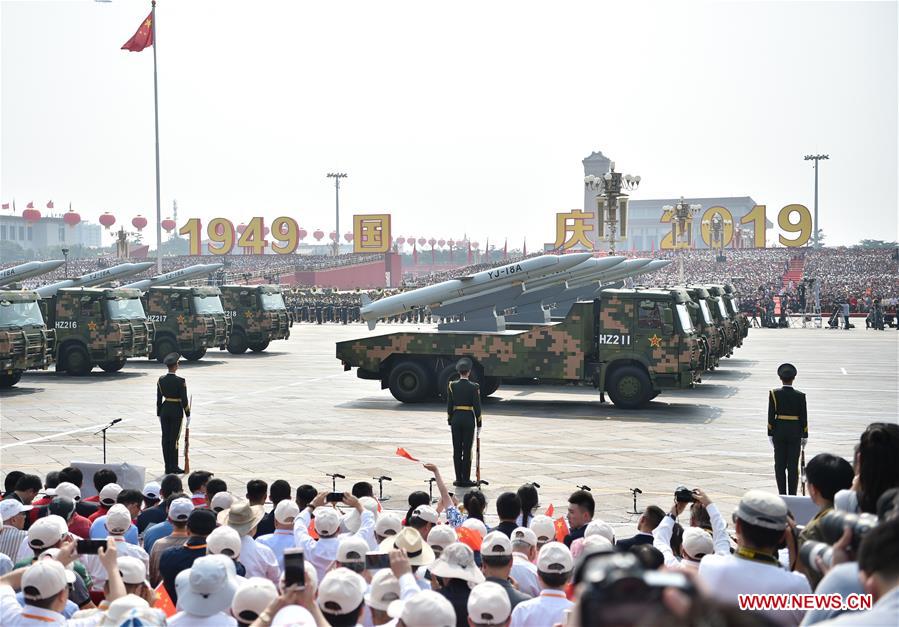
0 290 54 387
143 286 230 362
219 285 291 354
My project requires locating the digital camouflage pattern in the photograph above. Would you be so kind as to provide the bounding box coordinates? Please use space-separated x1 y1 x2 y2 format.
683 286 723 369
0 289 54 387
142 286 229 360
706 285 743 353
219 285 290 353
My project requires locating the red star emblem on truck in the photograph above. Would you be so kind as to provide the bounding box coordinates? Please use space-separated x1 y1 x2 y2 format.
649 334 662 348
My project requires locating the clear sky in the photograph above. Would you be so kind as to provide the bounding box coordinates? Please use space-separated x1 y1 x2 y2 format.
1 0 896 248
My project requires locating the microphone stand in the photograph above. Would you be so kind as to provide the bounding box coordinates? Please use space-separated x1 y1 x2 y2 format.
373 476 392 502
629 488 643 515
326 473 345 493
426 478 437 504
93 419 122 464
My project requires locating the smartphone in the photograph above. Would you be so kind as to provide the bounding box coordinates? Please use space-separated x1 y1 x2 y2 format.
365 552 391 570
326 492 343 503
77 539 106 555
283 548 305 587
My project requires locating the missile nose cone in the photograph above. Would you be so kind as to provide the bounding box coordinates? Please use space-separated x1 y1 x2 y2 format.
131 262 155 271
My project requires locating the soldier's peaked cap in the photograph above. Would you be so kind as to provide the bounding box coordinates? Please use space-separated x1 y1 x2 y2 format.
456 358 473 373
777 363 797 379
163 352 181 366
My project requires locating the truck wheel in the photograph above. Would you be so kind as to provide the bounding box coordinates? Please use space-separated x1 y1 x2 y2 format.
481 376 500 397
183 349 207 361
0 372 22 388
227 331 248 354
436 364 460 400
249 340 270 353
154 338 177 363
99 359 126 373
388 361 433 403
65 345 92 376
606 366 651 409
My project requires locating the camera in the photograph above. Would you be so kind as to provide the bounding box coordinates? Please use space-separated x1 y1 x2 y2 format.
799 541 833 576
674 486 695 503
819 511 878 551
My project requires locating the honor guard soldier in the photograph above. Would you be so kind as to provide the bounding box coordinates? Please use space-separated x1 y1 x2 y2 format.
157 352 190 474
768 363 808 495
446 358 482 487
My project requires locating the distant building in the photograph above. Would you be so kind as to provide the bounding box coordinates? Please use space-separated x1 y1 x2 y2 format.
0 214 102 253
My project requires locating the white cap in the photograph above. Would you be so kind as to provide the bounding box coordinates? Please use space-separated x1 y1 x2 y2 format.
430 542 485 584
481 531 512 558
55 482 82 503
364 569 400 611
537 541 573 573
37 548 76 584
682 527 715 560
375 512 402 537
735 490 788 530
106 504 132 535
231 577 278 623
99 594 152 627
342 497 379 533
99 483 123 505
585 519 615 544
271 606 316 627
336 536 368 564
582 535 614 553
411 504 439 524
210 491 235 513
510 526 538 548
427 525 458 550
461 517 488 538
312 507 341 537
467 581 512 626
117 556 150 587
27 515 66 550
274 500 300 525
207 525 242 558
316 567 366 615
142 482 161 500
387 590 455 626
0 499 32 522
168 497 195 522
175 555 239 618
22 559 68 600
529 515 555 543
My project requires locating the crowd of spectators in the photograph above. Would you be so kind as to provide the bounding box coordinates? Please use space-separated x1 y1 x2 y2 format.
2 421 898 626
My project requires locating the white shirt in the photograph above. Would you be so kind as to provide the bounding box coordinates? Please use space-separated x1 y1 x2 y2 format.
91 537 150 591
169 611 237 627
509 589 573 627
256 529 295 572
293 508 374 582
698 553 811 626
510 552 539 597
0 526 27 562
653 504 730 570
239 535 281 585
0 585 102 627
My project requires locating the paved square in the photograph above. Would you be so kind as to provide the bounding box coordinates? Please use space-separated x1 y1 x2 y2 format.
2 324 896 535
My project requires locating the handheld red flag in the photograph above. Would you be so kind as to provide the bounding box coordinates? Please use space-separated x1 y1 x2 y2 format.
395 447 419 462
545 503 554 517
456 526 483 552
1 203 8 210
553 516 569 542
47 200 54 209
153 582 176 617
26 202 34 209
122 11 154 52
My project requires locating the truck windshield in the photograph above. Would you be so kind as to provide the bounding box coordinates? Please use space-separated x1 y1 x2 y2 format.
259 292 286 310
0 300 45 328
726 298 739 315
105 298 147 320
698 300 713 324
717 299 729 319
192 295 225 314
675 304 694 334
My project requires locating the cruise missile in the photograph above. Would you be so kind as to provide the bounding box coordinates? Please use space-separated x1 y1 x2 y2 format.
36 262 155 298
360 253 593 329
519 256 626 293
0 260 65 287
565 258 668 290
122 263 224 290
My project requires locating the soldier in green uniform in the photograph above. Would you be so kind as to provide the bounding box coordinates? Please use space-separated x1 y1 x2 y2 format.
768 363 808 495
446 358 482 487
157 352 190 474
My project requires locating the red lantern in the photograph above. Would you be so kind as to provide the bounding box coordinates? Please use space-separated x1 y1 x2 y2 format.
132 215 148 231
161 217 176 232
313 229 324 241
417 237 426 246
99 212 116 229
428 238 436 248
22 208 41 223
472 241 480 249
395 237 405 246
63 210 81 228
408 236 416 244
448 239 455 247
344 232 353 243
438 239 446 248
298 227 307 240
329 231 337 241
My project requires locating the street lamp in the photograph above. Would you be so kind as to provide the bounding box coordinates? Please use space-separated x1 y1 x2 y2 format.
804 154 828 247
326 172 347 257
661 197 701 282
584 162 640 253
702 213 732 262
61 247 70 277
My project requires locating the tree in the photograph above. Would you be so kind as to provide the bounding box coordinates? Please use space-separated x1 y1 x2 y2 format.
810 229 826 249
854 239 898 249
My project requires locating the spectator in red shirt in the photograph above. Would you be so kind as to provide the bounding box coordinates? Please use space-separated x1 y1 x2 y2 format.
54 484 91 538
88 483 123 522
83 469 118 506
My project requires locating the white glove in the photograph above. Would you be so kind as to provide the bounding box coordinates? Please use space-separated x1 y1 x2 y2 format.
477 428 482 437
769 437 774 447
801 438 808 447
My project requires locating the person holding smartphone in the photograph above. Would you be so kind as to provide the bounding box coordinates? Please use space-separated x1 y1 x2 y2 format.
293 492 373 581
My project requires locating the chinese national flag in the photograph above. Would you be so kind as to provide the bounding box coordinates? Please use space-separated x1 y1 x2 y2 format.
553 516 569 542
545 503 554 517
26 202 34 209
122 12 154 52
153 582 176 617
1 203 8 210
395 447 419 462
47 200 54 209
456 526 483 552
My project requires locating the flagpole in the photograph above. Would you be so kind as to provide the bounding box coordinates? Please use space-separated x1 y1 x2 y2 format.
151 0 162 274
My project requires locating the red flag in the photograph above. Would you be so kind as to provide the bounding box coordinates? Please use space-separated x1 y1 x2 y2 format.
457 526 483 552
553 516 568 542
153 582 176 617
545 503 554 517
26 201 34 209
47 200 54 209
1 203 8 210
395 447 419 462
308 520 320 540
122 12 154 52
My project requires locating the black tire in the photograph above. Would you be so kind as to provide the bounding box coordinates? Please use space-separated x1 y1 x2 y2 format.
249 340 270 353
481 376 500 397
606 365 652 409
154 337 178 363
388 360 433 403
64 345 92 376
227 330 248 354
436 364 460 400
99 359 126 373
0 372 22 388
183 348 206 361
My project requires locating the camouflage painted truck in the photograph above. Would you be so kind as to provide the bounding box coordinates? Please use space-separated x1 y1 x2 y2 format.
705 285 744 353
683 286 724 371
337 288 703 409
0 290 55 387
142 286 230 362
721 283 749 340
40 287 154 375
219 285 291 354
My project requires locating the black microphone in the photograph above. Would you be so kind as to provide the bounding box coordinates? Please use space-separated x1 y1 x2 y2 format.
111 419 122 425
632 488 642 494
578 485 592 492
373 476 392 482
327 473 346 479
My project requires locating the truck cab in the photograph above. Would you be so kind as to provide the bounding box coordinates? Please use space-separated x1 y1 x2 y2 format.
142 286 230 362
41 287 153 375
706 285 743 352
0 290 54 387
219 285 291 354
683 286 723 370
722 283 749 339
